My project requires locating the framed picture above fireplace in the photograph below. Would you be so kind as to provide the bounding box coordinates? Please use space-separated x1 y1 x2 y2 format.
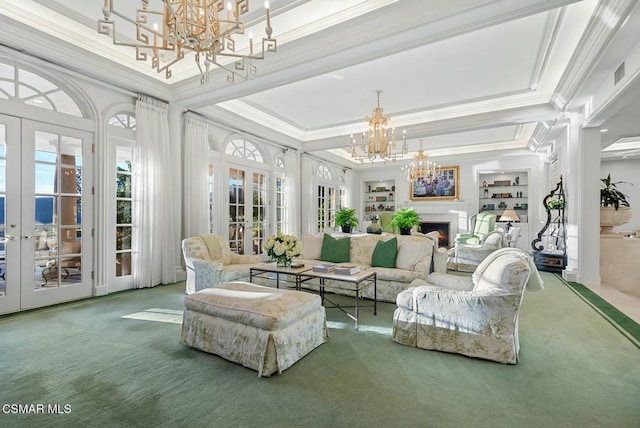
410 165 459 201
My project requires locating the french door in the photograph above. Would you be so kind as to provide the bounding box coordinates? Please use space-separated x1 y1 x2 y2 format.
0 115 93 314
228 166 268 255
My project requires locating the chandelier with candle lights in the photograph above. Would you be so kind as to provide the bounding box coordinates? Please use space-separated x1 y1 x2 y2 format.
98 0 276 86
402 139 441 183
349 90 407 162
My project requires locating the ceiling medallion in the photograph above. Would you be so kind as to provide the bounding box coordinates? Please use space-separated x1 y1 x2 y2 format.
349 90 407 162
402 139 441 183
98 0 277 86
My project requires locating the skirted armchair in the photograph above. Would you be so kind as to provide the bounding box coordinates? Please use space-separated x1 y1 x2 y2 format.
392 248 544 364
182 234 261 294
447 229 504 272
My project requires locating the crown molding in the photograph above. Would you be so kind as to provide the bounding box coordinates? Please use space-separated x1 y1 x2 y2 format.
552 0 638 111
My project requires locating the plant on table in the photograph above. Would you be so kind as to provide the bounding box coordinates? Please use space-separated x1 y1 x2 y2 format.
264 233 301 267
335 207 359 233
391 207 421 235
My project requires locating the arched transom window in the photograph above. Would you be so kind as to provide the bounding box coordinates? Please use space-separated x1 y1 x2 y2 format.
225 138 263 163
317 164 333 180
109 112 137 130
0 62 82 117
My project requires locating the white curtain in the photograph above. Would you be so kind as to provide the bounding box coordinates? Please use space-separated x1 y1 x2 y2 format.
300 155 316 234
284 148 300 236
133 95 178 288
183 112 210 237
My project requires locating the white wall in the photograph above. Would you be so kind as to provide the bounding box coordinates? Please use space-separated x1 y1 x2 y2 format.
601 158 640 233
352 151 546 248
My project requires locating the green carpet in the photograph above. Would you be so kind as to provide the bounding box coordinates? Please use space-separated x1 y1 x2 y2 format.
561 276 640 347
0 273 638 428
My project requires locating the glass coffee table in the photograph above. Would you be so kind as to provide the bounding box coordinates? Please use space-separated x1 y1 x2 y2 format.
249 262 313 290
299 270 377 331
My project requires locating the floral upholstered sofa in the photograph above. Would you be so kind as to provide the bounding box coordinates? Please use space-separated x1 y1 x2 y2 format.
295 232 447 303
181 234 262 294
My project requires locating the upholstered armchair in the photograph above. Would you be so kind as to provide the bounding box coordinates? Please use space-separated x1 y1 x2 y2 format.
392 248 544 364
182 234 261 294
447 229 504 272
455 212 496 244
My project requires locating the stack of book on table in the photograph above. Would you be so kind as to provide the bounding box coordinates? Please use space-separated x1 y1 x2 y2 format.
334 265 361 275
312 263 336 273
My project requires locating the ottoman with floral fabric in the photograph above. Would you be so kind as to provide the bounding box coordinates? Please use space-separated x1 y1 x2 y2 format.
180 281 328 377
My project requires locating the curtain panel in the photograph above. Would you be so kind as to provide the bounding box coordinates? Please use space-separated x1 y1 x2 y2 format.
133 95 178 288
183 112 210 237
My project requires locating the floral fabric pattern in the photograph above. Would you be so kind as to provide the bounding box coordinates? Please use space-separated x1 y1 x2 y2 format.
180 281 328 377
393 251 534 364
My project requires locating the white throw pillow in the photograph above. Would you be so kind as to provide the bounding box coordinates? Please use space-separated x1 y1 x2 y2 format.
395 241 428 271
301 234 323 259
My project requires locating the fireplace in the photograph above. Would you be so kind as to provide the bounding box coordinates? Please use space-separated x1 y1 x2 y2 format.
420 221 451 248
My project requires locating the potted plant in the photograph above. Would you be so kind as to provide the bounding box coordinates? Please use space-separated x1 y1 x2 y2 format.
600 173 633 234
391 207 421 235
335 207 358 233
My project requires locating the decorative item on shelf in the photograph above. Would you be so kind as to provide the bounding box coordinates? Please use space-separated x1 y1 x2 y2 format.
389 193 394 201
482 180 487 187
521 203 528 209
515 176 520 185
600 173 633 234
335 207 359 233
368 185 371 192
391 185 395 191
481 204 487 211
97 0 277 86
499 209 520 232
487 204 495 210
484 188 489 198
349 90 407 162
391 207 421 235
498 201 507 209
264 233 301 267
366 216 382 234
532 175 566 273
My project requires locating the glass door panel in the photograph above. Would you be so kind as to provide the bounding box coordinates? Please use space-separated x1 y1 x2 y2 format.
228 167 269 255
251 172 267 255
20 120 92 310
228 168 246 254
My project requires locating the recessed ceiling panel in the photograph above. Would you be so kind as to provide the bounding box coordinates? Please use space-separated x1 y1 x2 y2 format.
242 11 550 130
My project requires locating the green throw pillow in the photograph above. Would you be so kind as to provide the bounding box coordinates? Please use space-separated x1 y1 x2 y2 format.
371 237 397 268
320 234 350 263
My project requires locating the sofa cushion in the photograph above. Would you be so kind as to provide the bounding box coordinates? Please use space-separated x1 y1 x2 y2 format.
301 234 323 259
371 236 397 268
350 234 380 266
320 234 350 263
395 241 429 271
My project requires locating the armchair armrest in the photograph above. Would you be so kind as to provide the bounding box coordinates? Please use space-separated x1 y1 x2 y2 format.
191 259 224 292
455 245 496 262
426 272 473 291
412 285 521 332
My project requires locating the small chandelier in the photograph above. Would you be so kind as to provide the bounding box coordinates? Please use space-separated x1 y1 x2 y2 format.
98 0 277 86
402 140 441 182
349 90 407 162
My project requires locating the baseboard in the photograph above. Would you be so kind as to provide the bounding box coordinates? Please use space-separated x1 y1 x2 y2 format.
93 284 109 296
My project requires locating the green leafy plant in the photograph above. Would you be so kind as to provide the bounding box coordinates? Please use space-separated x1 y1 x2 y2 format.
335 207 359 228
391 207 421 230
546 198 565 210
600 174 632 210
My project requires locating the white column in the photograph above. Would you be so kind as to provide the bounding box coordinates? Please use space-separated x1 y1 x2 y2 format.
564 112 600 286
